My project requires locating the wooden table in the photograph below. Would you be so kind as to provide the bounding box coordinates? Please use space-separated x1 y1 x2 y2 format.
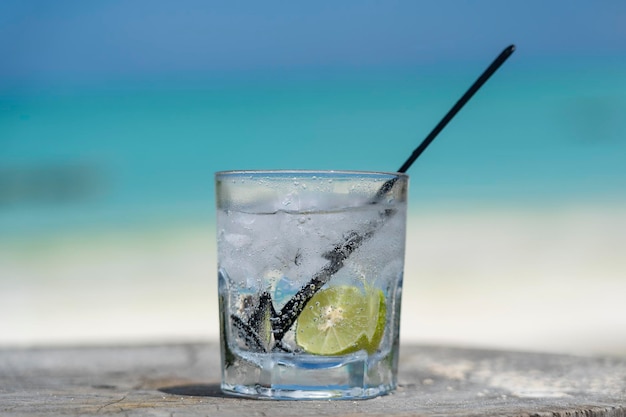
1 343 624 416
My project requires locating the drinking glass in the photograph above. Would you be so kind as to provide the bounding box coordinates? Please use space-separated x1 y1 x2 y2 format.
216 170 408 399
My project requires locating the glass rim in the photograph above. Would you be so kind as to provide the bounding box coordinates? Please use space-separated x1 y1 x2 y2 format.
215 169 408 178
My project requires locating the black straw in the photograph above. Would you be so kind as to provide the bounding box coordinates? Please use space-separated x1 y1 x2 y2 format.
397 44 516 173
240 44 517 349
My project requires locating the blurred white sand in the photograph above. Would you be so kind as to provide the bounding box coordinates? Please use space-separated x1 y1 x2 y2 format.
1 203 625 356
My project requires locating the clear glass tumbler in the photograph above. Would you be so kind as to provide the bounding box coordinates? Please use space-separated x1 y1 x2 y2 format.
216 170 408 399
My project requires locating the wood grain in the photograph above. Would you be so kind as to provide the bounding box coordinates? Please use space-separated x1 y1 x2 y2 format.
1 343 624 416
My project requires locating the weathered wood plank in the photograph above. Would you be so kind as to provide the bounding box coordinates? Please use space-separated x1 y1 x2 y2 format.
1 343 624 416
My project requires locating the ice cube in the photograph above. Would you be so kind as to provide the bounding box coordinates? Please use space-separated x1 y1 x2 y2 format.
223 233 252 248
273 275 301 307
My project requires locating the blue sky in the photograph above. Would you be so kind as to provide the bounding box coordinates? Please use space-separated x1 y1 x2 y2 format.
1 1 625 86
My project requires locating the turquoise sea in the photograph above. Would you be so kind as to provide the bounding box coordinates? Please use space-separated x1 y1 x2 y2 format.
1 58 625 237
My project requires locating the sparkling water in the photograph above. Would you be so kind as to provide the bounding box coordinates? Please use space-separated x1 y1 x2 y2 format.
216 171 407 399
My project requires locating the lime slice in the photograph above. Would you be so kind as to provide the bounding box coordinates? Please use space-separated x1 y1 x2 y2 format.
295 285 386 355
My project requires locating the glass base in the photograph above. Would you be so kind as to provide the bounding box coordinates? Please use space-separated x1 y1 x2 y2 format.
221 383 394 400
221 349 397 400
